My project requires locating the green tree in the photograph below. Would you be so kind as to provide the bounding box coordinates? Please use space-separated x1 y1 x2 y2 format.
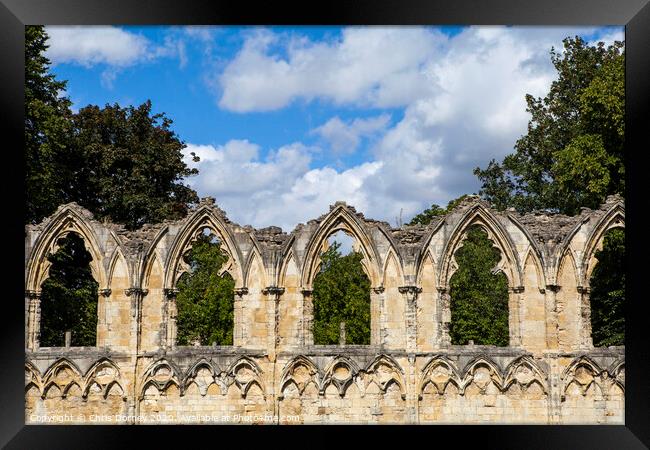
175 234 235 346
25 25 73 224
25 26 201 229
589 228 625 347
449 226 509 346
67 101 200 230
474 37 624 215
408 195 470 226
39 233 98 347
313 242 371 345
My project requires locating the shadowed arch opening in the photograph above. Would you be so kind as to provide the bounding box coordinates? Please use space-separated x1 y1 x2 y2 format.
39 232 99 347
175 228 235 346
312 230 371 345
449 225 509 346
589 227 624 347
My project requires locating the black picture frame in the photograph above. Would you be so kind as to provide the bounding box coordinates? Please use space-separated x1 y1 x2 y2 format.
2 0 648 447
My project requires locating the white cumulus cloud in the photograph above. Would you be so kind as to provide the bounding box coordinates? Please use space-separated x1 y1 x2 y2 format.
45 26 151 67
187 26 623 230
218 27 446 112
311 114 391 154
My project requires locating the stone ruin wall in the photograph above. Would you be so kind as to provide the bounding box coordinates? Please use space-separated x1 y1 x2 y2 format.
24 195 625 424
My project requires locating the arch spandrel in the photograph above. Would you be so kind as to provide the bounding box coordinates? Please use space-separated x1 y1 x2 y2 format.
436 204 523 289
26 204 108 292
299 205 383 290
162 206 246 290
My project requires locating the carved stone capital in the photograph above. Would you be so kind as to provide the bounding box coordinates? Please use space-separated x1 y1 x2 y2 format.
301 289 313 296
577 286 591 294
125 288 149 297
509 286 525 294
164 288 179 298
25 290 41 299
372 286 385 294
262 286 285 296
545 284 561 293
398 285 422 295
99 289 112 297
234 287 249 296
436 287 448 294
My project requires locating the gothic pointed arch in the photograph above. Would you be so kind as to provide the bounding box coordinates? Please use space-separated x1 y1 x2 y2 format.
139 358 183 398
321 356 361 397
25 361 43 393
561 356 604 397
382 248 405 287
243 247 267 289
163 205 246 289
415 250 436 287
522 248 545 291
227 356 265 398
82 358 123 398
503 356 548 394
183 358 221 396
581 202 625 287
41 358 83 399
437 204 522 289
280 355 321 397
460 357 504 394
26 203 107 292
107 247 132 290
362 355 406 399
419 356 462 397
300 204 382 290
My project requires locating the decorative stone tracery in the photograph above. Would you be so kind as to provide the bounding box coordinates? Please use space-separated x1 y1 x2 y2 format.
24 195 625 423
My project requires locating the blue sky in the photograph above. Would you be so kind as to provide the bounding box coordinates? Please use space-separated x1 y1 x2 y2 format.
45 25 624 231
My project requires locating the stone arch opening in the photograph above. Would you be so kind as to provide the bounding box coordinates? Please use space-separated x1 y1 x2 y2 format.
174 227 235 346
588 227 624 347
448 225 509 346
39 232 99 347
312 229 372 345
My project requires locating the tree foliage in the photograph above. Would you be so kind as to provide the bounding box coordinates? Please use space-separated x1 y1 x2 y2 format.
589 228 625 347
175 234 235 346
25 26 200 229
474 37 624 215
407 195 470 226
65 101 200 229
25 25 73 225
313 242 371 345
449 226 509 346
39 233 98 347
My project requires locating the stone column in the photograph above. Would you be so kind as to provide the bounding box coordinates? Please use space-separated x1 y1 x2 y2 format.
437 287 451 347
97 289 112 347
407 353 418 424
163 288 179 349
233 287 249 347
262 286 285 360
577 286 593 349
25 290 41 350
125 287 148 353
544 285 560 350
508 286 524 347
371 286 384 346
301 289 314 346
547 354 562 424
398 285 421 353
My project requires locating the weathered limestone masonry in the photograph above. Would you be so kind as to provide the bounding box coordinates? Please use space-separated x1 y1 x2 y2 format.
24 195 625 424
